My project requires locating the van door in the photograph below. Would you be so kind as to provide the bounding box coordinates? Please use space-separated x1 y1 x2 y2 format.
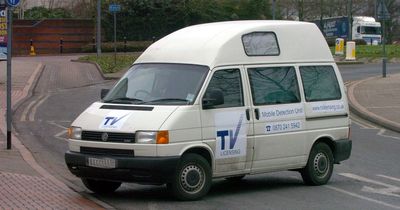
200 67 254 176
298 64 349 151
246 65 307 173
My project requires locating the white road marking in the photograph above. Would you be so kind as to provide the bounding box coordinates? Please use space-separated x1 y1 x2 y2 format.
54 130 68 141
377 129 400 141
350 114 377 129
339 173 400 199
86 70 94 81
49 121 69 141
20 98 39 122
339 173 399 189
48 121 68 129
325 185 400 209
350 114 400 141
378 175 400 183
28 95 50 122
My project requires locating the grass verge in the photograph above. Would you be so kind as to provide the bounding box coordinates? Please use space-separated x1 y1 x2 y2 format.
78 53 140 74
330 44 400 59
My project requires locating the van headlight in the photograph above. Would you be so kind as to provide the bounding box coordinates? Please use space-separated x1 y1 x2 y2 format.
67 127 82 140
136 131 169 144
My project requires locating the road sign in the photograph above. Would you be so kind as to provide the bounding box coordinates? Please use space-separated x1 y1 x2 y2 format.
6 0 20 7
0 5 6 61
377 0 390 20
109 4 121 13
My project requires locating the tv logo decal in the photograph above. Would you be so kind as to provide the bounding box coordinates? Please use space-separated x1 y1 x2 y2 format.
215 111 247 159
99 111 131 129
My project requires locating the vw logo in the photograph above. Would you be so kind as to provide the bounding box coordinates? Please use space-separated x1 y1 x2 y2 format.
101 132 109 141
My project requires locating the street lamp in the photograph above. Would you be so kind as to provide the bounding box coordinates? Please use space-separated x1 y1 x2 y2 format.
97 0 101 56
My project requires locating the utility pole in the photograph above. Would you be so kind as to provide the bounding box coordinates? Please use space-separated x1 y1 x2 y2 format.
377 0 390 78
4 0 20 150
97 0 101 56
272 0 276 20
347 0 353 41
6 5 12 149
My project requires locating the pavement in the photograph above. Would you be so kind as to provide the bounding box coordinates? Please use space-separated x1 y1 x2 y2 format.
0 56 399 209
347 73 400 133
0 59 106 209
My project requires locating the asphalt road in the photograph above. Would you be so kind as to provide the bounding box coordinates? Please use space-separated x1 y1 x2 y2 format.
339 63 400 81
13 57 400 210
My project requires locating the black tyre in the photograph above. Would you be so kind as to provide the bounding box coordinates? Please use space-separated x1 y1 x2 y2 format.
225 175 245 182
82 178 121 194
168 154 211 201
301 143 334 186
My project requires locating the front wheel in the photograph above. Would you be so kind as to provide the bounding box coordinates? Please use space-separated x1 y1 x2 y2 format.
301 143 334 186
82 178 121 194
167 154 211 201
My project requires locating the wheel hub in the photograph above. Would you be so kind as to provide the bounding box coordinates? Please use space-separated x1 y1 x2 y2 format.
314 152 329 176
180 164 205 194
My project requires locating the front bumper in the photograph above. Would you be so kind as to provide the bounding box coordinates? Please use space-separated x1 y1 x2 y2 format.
65 151 180 184
333 139 352 163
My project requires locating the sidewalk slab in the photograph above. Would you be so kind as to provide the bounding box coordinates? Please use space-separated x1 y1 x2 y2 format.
0 171 101 209
0 58 106 209
348 73 400 132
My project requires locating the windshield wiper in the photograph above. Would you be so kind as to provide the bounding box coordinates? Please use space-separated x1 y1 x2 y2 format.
144 98 190 104
103 97 143 104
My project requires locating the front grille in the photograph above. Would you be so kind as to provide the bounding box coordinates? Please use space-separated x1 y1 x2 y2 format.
82 131 135 143
81 147 134 156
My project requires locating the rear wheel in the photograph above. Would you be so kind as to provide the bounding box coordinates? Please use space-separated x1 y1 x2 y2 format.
168 154 211 201
82 178 121 194
301 143 334 185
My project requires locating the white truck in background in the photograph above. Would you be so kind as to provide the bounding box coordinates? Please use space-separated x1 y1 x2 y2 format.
314 16 382 44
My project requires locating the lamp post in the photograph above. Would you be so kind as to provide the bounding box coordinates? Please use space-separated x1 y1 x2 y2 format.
272 0 276 20
97 0 101 56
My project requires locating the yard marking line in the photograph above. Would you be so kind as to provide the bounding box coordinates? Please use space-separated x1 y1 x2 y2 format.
377 129 400 141
339 173 399 189
54 130 68 142
86 70 94 81
20 98 40 122
339 173 400 198
378 175 400 183
48 121 68 129
28 95 50 122
324 185 400 209
350 114 377 129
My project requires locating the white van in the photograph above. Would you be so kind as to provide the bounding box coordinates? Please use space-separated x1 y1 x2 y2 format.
65 21 352 200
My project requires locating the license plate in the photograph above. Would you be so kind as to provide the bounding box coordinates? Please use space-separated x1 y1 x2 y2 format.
87 157 116 169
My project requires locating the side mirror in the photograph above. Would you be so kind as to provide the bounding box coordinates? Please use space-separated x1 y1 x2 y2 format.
101 89 109 99
202 89 224 109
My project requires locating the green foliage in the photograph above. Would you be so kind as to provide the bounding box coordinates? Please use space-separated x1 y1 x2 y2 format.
78 54 140 74
81 41 152 53
330 45 400 59
101 0 272 41
24 7 72 19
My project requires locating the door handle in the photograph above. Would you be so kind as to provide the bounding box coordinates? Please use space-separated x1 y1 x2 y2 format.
245 109 250 121
255 108 260 120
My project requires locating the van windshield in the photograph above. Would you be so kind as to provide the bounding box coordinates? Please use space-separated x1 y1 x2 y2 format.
103 63 209 105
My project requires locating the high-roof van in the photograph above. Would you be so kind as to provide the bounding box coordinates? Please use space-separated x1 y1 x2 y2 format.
65 21 352 200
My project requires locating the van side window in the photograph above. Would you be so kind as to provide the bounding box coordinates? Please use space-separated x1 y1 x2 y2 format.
300 66 341 102
248 66 300 105
203 69 243 109
242 32 280 56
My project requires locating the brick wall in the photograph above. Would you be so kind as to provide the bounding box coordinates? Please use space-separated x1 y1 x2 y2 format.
13 19 95 55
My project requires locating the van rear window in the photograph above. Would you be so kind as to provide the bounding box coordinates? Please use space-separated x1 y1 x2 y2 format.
242 32 280 56
300 66 341 102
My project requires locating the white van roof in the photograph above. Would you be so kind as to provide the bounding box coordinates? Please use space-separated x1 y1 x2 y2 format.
135 20 333 68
